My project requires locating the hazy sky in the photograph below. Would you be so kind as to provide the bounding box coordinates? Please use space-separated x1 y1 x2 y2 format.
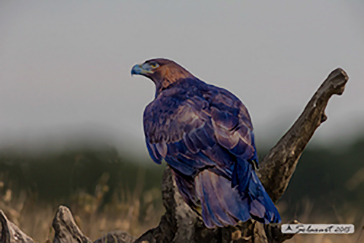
1 1 364 154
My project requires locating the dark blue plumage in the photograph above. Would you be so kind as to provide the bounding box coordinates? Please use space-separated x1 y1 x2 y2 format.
131 58 281 228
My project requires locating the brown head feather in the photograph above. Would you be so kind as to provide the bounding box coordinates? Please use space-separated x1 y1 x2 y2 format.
143 58 194 94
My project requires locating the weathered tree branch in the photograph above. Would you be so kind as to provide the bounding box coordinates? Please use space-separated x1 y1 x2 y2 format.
52 206 136 243
0 68 348 243
52 206 92 243
258 68 348 202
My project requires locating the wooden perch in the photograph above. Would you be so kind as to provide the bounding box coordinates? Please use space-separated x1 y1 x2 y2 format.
0 68 349 243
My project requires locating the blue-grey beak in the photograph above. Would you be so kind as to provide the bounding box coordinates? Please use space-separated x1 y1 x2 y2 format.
131 64 142 75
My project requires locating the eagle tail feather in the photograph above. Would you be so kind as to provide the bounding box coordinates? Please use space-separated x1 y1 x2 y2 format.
195 170 250 228
233 160 281 224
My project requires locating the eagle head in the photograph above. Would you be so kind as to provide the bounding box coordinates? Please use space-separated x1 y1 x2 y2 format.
131 58 194 93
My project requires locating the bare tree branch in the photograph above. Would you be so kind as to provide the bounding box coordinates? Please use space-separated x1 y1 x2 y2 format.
258 68 348 202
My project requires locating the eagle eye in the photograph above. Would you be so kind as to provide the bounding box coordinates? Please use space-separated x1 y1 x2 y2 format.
149 62 159 69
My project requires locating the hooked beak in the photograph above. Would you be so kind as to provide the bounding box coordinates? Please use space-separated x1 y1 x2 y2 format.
131 63 153 76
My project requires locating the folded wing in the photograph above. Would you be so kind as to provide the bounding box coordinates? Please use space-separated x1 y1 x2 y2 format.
143 84 280 227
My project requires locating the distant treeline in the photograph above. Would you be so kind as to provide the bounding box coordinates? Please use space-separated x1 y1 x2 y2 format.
0 147 165 210
0 137 363 220
277 137 364 219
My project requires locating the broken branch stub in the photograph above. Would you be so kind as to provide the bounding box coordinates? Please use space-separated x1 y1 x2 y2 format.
51 206 136 243
52 206 92 243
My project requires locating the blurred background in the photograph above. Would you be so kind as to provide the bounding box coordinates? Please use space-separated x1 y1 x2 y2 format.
1 1 363 242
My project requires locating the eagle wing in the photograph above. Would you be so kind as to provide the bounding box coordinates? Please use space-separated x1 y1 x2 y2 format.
143 84 280 227
143 85 256 174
